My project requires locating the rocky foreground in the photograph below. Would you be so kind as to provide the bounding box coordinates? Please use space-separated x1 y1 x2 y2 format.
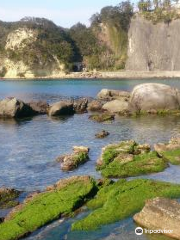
1 177 180 240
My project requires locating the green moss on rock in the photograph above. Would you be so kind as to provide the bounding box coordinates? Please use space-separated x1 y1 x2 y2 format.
154 138 180 165
97 140 167 178
0 188 20 209
101 151 167 178
0 176 97 240
89 113 115 123
72 179 180 231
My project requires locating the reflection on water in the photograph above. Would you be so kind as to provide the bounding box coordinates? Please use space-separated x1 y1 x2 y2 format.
1 79 180 240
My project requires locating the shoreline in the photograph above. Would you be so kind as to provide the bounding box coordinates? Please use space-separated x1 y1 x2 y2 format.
2 71 180 80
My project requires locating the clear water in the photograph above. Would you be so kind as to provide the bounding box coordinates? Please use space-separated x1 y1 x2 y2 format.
1 78 180 240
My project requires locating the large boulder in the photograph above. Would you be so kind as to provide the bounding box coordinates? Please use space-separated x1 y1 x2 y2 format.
134 197 180 240
129 83 180 112
28 101 49 114
0 98 36 118
102 99 129 114
48 101 74 116
97 89 130 101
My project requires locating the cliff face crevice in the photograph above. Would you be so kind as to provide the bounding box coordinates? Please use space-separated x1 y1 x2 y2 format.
126 16 180 71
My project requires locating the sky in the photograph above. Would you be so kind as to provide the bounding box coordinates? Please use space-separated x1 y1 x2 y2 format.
0 0 125 28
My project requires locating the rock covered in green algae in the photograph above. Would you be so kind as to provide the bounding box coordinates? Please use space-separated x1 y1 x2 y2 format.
154 137 180 165
89 113 115 123
97 140 167 178
56 146 89 171
72 179 180 231
0 188 20 209
0 176 97 240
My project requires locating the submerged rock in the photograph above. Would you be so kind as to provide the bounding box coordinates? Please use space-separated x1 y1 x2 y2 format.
134 197 180 240
72 179 180 231
73 98 88 113
0 187 20 209
88 100 103 112
154 137 180 164
0 176 97 240
102 99 129 114
97 140 167 178
89 113 115 123
28 101 49 114
56 146 89 171
48 101 74 116
97 89 130 101
0 98 36 118
95 130 109 139
129 83 180 113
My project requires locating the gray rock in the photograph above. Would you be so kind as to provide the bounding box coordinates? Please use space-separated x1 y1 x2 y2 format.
97 89 130 101
28 101 49 114
134 197 180 240
73 98 88 113
102 99 129 114
48 101 74 116
88 100 103 111
129 83 180 112
0 98 36 118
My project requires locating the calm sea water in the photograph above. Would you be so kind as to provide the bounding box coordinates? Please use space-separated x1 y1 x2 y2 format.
1 78 180 240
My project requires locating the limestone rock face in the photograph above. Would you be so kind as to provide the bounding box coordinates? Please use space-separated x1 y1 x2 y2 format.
102 99 129 114
48 101 74 116
0 98 36 118
129 83 180 112
134 197 180 240
97 89 130 101
126 16 180 71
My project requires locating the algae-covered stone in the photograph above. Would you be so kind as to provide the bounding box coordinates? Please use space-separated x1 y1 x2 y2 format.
56 146 89 171
89 113 115 123
72 179 180 231
0 188 20 209
0 176 97 240
101 151 167 178
97 141 167 178
154 137 180 165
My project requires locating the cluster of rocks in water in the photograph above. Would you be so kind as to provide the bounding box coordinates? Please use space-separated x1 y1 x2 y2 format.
2 82 180 239
2 82 180 120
